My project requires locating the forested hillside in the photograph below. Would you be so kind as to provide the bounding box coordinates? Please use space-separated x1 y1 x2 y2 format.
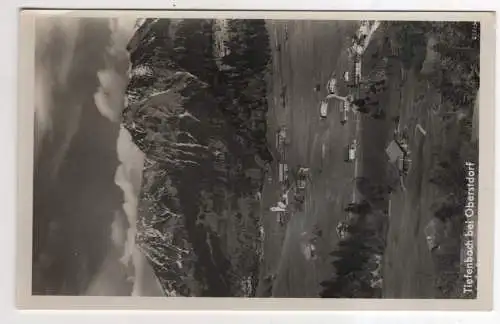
123 18 272 296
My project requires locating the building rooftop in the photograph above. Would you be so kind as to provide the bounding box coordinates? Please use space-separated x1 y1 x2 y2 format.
385 140 405 164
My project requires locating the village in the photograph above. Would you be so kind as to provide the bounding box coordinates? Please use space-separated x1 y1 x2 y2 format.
260 21 414 263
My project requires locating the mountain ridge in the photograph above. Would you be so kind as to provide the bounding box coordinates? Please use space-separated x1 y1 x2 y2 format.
122 18 272 296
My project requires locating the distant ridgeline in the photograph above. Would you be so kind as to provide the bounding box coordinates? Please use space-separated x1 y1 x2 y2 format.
122 18 272 297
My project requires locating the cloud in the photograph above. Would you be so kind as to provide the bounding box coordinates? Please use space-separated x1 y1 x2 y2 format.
110 17 139 53
114 164 140 227
34 17 115 179
110 210 127 248
130 246 165 297
108 124 149 296
93 17 138 124
84 252 133 297
33 16 150 296
119 228 136 266
34 17 81 161
116 126 145 188
88 17 164 297
50 104 84 179
34 69 53 161
114 127 145 220
113 127 148 296
86 240 164 297
35 17 81 79
94 69 129 122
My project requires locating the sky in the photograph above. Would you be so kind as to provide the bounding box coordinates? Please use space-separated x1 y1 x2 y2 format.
33 15 164 297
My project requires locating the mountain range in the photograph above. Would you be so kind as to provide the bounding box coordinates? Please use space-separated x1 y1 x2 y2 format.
123 18 272 296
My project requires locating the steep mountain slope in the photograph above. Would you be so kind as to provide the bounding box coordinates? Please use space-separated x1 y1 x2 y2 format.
122 18 272 296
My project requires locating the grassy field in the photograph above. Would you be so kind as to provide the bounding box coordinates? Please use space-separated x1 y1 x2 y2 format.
381 24 479 298
256 20 360 297
257 20 406 297
255 20 478 298
381 65 441 298
255 20 403 297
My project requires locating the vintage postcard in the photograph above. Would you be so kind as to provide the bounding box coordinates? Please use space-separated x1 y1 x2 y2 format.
17 10 495 310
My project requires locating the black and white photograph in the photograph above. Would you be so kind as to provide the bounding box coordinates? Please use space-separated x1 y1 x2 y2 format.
17 10 494 308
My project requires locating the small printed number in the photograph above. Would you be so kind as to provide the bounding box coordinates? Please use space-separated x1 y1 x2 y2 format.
472 22 479 41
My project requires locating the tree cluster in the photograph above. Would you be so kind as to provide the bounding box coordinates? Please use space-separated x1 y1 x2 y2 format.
172 20 219 83
427 133 478 298
428 22 480 109
388 21 429 71
320 208 385 298
214 19 273 163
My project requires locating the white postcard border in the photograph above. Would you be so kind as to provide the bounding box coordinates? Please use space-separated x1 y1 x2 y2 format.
16 9 496 311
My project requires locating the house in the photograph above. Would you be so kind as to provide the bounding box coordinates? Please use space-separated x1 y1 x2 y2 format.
336 221 350 239
276 127 288 161
214 150 226 163
293 167 309 204
276 127 287 147
337 99 350 125
296 167 310 189
354 61 362 85
345 54 362 88
386 140 411 175
343 98 351 112
344 140 357 162
278 163 289 183
301 241 317 261
319 100 328 119
385 140 405 164
326 78 338 94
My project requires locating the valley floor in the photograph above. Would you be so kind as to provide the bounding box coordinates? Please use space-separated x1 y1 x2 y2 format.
257 20 365 297
256 20 477 298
